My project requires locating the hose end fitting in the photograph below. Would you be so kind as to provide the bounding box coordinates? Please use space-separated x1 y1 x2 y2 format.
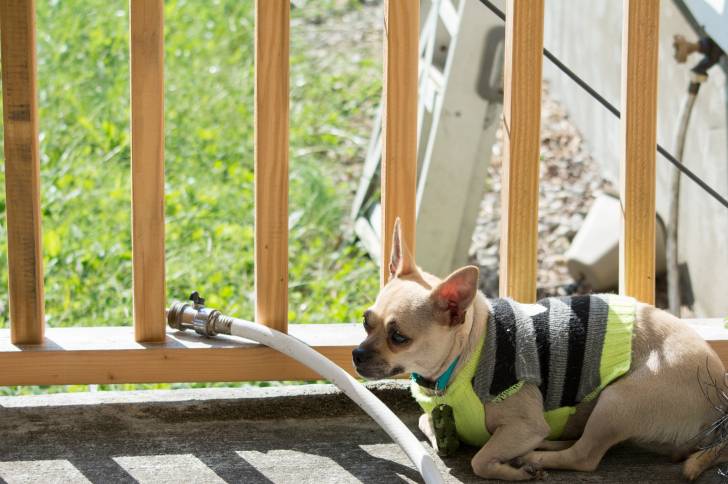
166 292 222 337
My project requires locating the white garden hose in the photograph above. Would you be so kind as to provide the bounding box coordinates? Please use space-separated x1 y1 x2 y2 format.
167 293 444 484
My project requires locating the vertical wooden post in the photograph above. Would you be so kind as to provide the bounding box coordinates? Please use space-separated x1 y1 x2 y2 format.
255 0 289 332
0 0 45 344
619 0 660 305
130 0 166 342
498 0 544 303
381 0 419 287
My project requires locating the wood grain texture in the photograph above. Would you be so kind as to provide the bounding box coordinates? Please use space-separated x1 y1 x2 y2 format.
498 0 544 303
255 0 289 332
130 0 166 342
0 325 364 385
0 0 45 344
381 0 419 287
619 0 660 305
0 321 724 385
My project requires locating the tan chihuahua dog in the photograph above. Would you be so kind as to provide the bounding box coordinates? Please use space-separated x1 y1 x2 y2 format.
353 219 728 481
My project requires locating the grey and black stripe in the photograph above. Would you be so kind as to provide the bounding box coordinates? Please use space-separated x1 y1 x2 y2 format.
472 295 611 411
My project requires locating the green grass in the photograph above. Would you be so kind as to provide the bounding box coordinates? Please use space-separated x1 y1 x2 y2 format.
0 1 382 394
0 0 380 326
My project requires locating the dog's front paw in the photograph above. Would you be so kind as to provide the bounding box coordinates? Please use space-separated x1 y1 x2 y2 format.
507 458 547 480
510 458 547 480
523 464 548 481
418 413 439 452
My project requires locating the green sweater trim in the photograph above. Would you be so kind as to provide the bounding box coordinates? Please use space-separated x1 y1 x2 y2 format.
411 294 635 447
411 335 489 446
585 294 636 401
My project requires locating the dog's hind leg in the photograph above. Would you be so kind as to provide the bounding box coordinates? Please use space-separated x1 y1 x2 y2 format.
683 448 719 481
683 446 728 481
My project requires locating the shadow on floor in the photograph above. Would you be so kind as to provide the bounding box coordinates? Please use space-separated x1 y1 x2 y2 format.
0 385 724 483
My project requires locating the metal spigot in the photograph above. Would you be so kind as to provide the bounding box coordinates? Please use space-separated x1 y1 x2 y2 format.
673 34 724 79
673 34 700 64
166 292 234 337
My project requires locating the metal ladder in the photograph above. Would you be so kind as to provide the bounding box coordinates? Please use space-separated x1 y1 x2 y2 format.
351 0 505 276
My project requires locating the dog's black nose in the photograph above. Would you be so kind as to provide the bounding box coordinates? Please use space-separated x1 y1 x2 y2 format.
352 348 371 366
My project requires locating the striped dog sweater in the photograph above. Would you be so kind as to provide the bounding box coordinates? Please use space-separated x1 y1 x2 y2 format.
475 294 634 409
412 294 635 446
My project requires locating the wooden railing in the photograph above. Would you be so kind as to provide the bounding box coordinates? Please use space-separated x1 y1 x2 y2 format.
130 0 166 343
0 0 723 386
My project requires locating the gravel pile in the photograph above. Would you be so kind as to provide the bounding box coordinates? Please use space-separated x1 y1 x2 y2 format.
470 84 616 299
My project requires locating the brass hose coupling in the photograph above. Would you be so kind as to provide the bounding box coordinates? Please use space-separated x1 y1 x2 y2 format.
166 291 234 337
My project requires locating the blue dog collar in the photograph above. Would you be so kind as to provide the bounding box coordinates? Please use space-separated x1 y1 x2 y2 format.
411 356 460 393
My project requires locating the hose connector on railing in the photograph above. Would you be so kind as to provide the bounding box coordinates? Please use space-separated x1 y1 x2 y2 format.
673 34 725 81
166 292 234 337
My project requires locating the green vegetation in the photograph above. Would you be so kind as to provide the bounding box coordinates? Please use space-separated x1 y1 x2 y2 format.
0 0 381 394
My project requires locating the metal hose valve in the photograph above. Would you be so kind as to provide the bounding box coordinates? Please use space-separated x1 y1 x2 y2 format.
166 291 234 337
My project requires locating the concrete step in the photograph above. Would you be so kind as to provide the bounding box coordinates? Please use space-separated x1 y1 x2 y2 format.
0 382 723 483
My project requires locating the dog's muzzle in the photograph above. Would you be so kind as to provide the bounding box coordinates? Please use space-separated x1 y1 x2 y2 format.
352 347 373 366
352 347 402 379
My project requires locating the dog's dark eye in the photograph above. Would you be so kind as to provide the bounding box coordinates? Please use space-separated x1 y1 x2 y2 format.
390 329 410 345
362 311 372 331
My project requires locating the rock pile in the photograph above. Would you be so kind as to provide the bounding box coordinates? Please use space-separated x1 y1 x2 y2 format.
470 85 616 299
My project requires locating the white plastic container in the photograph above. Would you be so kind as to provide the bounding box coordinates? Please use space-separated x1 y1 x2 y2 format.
565 194 666 291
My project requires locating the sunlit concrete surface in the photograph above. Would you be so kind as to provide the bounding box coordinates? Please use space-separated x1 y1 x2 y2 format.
0 459 92 484
113 454 226 484
0 382 723 483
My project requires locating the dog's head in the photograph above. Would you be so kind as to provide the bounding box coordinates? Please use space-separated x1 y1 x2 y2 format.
352 218 479 380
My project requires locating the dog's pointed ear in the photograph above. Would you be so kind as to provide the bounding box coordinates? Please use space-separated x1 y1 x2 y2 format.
388 217 416 280
430 266 479 326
